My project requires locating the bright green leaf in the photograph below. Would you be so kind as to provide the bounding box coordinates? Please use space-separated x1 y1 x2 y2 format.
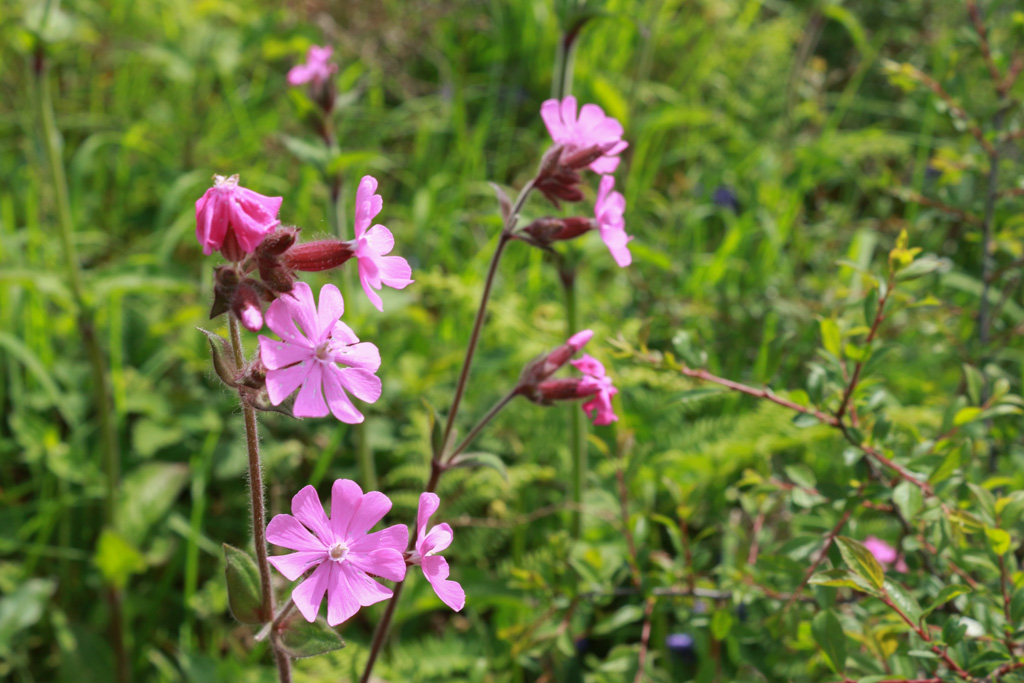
223 544 264 624
836 536 885 589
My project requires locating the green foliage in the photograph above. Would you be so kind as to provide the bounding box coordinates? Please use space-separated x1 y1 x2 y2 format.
2 0 1024 681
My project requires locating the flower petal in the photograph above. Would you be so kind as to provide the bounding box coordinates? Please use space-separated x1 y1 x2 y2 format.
329 479 363 540
259 336 314 371
359 267 384 312
267 513 326 552
420 523 454 557
287 64 313 86
325 562 362 626
571 355 606 378
348 490 391 538
364 225 395 256
422 555 465 611
340 563 393 608
269 550 326 582
416 492 440 540
333 342 381 372
293 363 328 417
322 365 365 424
291 561 332 623
265 282 317 346
348 547 406 582
350 523 409 554
378 255 413 289
266 363 311 405
354 176 382 239
336 367 382 404
290 485 334 546
316 284 345 336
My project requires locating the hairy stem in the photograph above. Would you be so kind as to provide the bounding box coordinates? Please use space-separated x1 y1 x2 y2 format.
35 42 127 683
561 265 588 539
228 318 291 682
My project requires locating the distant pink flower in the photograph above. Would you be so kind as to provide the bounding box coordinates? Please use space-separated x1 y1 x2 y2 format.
571 354 619 426
258 281 382 423
287 45 338 88
595 175 632 267
864 536 908 572
266 480 408 626
195 174 282 257
540 96 628 174
350 176 413 311
412 493 465 611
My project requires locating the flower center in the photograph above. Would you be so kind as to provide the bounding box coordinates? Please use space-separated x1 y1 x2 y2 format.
315 341 333 362
328 542 349 562
213 173 240 190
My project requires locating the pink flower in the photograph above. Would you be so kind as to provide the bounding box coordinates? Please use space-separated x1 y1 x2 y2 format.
864 536 908 572
350 176 413 311
571 354 619 426
195 174 282 258
287 45 338 88
412 493 465 611
258 281 382 423
540 96 628 174
595 175 632 267
266 480 408 626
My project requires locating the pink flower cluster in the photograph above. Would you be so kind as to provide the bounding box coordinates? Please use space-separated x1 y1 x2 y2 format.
539 96 633 268
267 480 464 625
287 45 338 89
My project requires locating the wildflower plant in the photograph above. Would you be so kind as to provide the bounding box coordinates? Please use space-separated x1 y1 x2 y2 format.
196 39 629 681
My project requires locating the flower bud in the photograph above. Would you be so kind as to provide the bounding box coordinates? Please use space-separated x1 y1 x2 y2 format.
210 265 241 319
524 378 585 404
516 330 593 394
282 240 355 272
232 280 264 332
257 257 297 293
518 217 594 247
560 142 616 171
256 227 300 257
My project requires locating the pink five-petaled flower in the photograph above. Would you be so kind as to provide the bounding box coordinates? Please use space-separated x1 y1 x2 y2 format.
413 493 465 611
287 45 338 88
595 175 632 267
195 174 282 258
258 281 382 423
863 536 908 573
571 354 619 426
540 96 628 175
266 480 408 626
350 175 413 311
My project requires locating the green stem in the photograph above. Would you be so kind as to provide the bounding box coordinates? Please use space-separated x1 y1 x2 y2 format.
228 318 292 683
561 264 587 539
34 41 128 683
446 391 518 462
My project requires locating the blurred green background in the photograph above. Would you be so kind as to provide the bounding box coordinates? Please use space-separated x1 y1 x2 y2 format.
2 0 1023 681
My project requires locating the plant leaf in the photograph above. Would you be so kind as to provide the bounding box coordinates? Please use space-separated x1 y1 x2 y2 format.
276 614 345 659
223 544 265 624
812 609 846 674
836 536 885 589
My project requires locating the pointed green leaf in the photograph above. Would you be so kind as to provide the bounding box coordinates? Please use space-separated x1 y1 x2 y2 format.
836 536 885 589
921 585 971 619
893 480 923 520
808 568 879 595
198 327 238 387
276 614 345 659
985 527 1011 555
223 544 264 624
94 529 146 590
711 609 733 641
812 610 846 673
1009 587 1024 623
820 318 842 358
116 463 189 545
963 364 983 405
884 579 922 622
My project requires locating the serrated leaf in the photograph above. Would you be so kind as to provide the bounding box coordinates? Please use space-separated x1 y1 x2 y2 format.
223 544 264 624
893 480 923 520
276 614 344 659
812 610 846 673
836 536 885 589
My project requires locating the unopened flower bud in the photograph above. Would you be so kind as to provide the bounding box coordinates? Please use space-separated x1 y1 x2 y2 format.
257 227 300 257
561 142 616 171
257 257 297 293
232 280 264 332
517 330 593 395
535 167 585 208
519 217 594 246
526 378 585 404
210 265 241 319
283 240 355 272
